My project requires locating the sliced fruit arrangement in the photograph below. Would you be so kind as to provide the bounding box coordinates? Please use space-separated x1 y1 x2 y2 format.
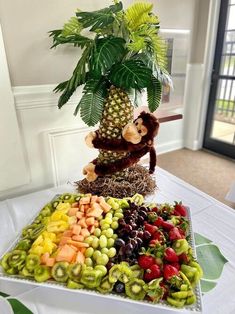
0 193 203 309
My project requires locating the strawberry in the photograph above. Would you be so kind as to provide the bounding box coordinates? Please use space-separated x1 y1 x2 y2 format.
161 220 174 231
170 262 180 270
144 264 161 281
160 282 169 299
153 216 163 227
138 255 155 269
164 248 179 263
163 264 179 281
178 252 190 264
174 202 187 217
169 227 182 241
151 207 159 213
144 223 158 235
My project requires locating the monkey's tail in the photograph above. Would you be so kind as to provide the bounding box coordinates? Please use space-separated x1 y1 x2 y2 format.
149 146 157 174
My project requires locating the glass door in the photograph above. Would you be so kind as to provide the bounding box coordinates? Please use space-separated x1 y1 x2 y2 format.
203 0 235 159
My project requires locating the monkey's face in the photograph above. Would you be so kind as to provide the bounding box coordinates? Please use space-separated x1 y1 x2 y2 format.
122 118 148 144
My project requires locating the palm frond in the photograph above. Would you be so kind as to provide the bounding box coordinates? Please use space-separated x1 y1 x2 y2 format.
147 76 162 112
51 33 93 49
109 59 152 89
56 45 92 109
61 17 82 36
76 2 123 32
91 36 126 76
125 2 159 31
79 79 108 126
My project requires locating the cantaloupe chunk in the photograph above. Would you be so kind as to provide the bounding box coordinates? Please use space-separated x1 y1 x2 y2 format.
77 217 87 228
63 230 73 237
67 240 89 248
70 245 78 252
94 220 99 227
79 247 86 254
80 228 90 238
99 200 111 213
45 257 55 267
79 196 91 205
91 195 98 203
97 196 105 203
83 204 90 211
75 251 85 264
76 211 84 219
72 234 84 242
68 207 78 217
71 202 79 208
55 244 76 263
72 224 81 236
86 217 95 226
59 236 71 246
88 225 95 234
41 252 50 264
86 202 103 217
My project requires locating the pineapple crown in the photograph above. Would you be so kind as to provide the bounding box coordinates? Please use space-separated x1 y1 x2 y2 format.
49 1 171 126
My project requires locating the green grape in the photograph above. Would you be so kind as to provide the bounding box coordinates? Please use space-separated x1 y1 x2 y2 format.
107 238 115 248
101 223 110 230
101 248 109 255
94 228 101 237
105 213 113 219
97 215 103 221
85 247 94 258
92 237 99 249
107 248 116 258
115 209 123 214
93 250 102 261
112 234 118 240
104 217 112 224
85 258 93 267
84 236 94 245
105 228 114 238
112 217 119 222
111 221 119 230
99 235 107 248
96 254 109 266
114 213 124 219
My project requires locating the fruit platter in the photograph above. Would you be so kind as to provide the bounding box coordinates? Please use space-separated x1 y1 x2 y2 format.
0 193 203 312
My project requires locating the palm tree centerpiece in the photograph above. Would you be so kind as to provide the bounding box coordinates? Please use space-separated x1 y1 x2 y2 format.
49 1 171 197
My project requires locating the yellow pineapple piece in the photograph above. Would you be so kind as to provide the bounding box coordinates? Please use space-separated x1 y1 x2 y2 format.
32 235 43 247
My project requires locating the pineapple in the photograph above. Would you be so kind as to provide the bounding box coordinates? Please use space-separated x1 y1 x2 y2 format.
98 86 133 164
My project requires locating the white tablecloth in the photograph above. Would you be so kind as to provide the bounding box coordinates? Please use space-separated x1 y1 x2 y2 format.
0 167 235 314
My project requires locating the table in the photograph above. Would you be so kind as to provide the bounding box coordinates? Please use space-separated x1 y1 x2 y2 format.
0 167 235 314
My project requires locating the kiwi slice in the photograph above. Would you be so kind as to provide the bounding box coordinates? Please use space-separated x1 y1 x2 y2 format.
6 268 18 275
60 193 75 203
51 262 69 282
40 207 52 217
8 250 26 270
26 254 40 271
97 276 114 294
67 279 84 289
20 267 34 277
68 263 82 282
51 200 60 211
29 225 45 240
118 264 133 284
15 239 32 251
130 265 144 279
108 265 121 283
125 278 146 301
94 265 107 277
34 265 51 282
1 252 11 270
80 269 102 289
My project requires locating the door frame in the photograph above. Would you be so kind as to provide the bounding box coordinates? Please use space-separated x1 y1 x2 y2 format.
203 0 235 159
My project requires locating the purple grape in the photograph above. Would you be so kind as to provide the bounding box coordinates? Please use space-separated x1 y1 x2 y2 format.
115 238 125 247
124 243 134 255
130 230 138 238
137 230 144 239
143 230 151 240
114 282 125 294
136 237 143 247
124 224 132 232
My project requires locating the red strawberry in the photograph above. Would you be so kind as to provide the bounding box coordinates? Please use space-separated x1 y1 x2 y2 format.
161 220 174 231
178 253 190 264
174 202 187 217
144 223 158 235
164 248 179 263
151 207 159 213
153 216 163 227
160 282 169 299
169 227 182 241
144 264 161 281
170 262 180 270
138 255 155 269
163 264 179 281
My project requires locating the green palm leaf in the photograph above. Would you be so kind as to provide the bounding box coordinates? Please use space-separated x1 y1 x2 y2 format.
76 2 123 32
79 79 108 126
147 76 162 112
91 36 126 76
49 32 92 49
109 60 152 89
62 16 82 36
56 45 92 109
125 2 159 31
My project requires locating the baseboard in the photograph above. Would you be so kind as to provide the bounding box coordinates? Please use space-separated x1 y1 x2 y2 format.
157 140 184 155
